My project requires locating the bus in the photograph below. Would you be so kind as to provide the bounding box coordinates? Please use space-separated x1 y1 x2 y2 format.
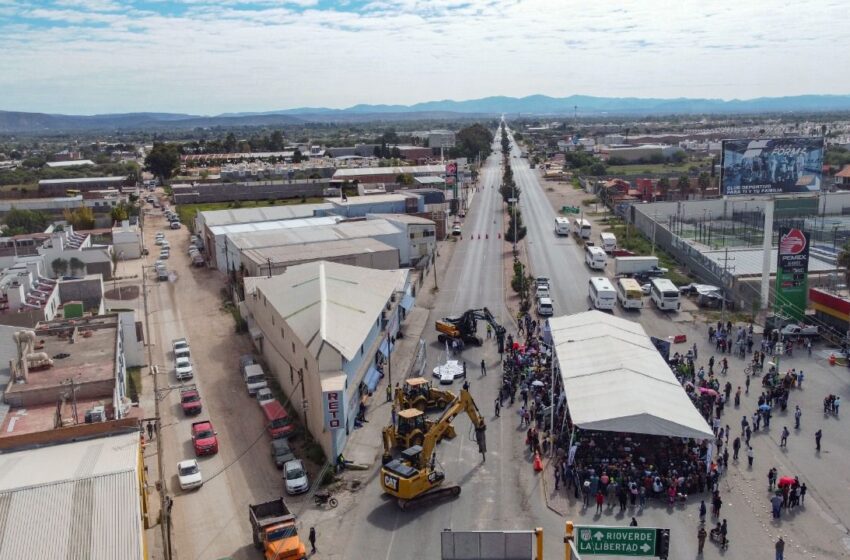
600 232 617 252
617 278 644 310
650 278 681 311
554 217 571 236
588 276 616 310
584 246 607 270
574 218 592 239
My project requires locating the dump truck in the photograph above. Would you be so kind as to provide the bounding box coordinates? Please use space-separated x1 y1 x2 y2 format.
249 498 307 560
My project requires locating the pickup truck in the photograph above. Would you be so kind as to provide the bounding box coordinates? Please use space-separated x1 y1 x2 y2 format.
781 324 819 338
173 338 190 359
179 386 202 415
249 498 307 560
191 421 219 456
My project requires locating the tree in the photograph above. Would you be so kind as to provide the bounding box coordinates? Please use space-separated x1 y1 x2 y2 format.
292 149 304 164
68 257 85 277
657 177 671 200
677 175 691 199
670 151 687 163
506 206 526 243
224 132 238 152
111 202 130 223
63 207 95 230
269 131 284 151
51 258 68 278
452 124 494 160
144 142 181 181
698 172 711 198
3 207 51 235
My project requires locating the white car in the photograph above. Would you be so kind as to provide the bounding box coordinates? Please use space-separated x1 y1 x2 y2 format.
155 237 165 246
256 387 275 405
160 250 170 259
284 459 309 495
175 356 193 380
170 222 181 230
177 459 203 490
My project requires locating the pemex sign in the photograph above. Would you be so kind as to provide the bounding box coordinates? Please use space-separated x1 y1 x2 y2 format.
575 526 657 556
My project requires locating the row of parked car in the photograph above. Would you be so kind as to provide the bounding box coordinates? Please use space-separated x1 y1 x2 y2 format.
239 355 309 495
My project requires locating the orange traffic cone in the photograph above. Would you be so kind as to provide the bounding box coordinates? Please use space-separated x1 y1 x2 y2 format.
829 353 836 366
533 451 543 472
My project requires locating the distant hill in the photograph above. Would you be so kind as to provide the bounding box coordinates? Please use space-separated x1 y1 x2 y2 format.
3 94 850 133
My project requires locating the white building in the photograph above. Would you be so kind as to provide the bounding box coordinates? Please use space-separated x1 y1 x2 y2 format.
242 261 410 460
112 220 142 260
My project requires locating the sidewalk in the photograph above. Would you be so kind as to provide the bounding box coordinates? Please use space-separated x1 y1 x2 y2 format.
342 237 456 467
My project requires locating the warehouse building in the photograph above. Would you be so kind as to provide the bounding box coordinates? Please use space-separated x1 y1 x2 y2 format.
240 238 400 277
242 261 410 461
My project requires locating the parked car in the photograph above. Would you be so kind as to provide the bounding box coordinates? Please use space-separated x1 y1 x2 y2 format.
177 459 203 490
170 222 181 230
175 356 193 380
173 338 190 359
256 387 275 406
244 364 269 396
283 459 309 494
271 439 296 469
191 421 219 456
239 354 256 375
180 386 202 415
781 324 819 338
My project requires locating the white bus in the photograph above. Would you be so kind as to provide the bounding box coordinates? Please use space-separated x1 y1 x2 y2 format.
574 218 592 239
584 245 607 270
600 232 617 252
555 217 571 236
650 278 681 311
588 276 616 310
617 278 644 310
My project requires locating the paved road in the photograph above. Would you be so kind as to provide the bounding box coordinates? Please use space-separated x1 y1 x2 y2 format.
312 141 567 559
507 129 591 315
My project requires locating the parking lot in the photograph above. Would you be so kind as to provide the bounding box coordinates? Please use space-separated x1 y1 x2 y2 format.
141 201 308 560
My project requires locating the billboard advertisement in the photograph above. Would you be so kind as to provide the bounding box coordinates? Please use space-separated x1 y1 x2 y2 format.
721 137 824 196
774 228 811 321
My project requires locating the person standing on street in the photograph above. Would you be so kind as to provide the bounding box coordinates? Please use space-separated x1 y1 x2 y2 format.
776 536 785 560
699 500 707 523
747 445 754 468
697 526 707 555
815 429 822 451
480 359 487 377
798 370 804 388
309 527 317 554
732 437 741 460
794 406 802 429
146 422 154 441
780 426 790 447
768 467 777 491
494 398 501 418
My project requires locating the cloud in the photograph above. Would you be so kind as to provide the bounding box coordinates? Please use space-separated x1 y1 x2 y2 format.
0 0 848 113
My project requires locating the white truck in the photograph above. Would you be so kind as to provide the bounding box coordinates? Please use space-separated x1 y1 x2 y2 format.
614 256 660 277
243 363 269 395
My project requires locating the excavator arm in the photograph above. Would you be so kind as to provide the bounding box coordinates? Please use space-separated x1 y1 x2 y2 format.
418 389 486 469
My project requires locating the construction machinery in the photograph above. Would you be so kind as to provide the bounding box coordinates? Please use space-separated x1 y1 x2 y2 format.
380 388 487 510
435 307 506 353
395 377 456 411
381 407 457 463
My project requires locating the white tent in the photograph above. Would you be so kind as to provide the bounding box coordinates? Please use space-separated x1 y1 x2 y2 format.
549 311 713 440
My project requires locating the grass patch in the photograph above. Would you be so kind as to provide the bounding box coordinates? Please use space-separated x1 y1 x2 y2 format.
0 183 38 193
605 219 693 286
581 197 598 207
176 197 326 230
606 158 713 176
127 367 142 403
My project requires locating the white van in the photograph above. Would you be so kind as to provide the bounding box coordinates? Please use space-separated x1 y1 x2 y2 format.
585 246 607 270
243 363 269 395
600 232 617 252
537 297 554 316
588 277 616 310
574 218 592 239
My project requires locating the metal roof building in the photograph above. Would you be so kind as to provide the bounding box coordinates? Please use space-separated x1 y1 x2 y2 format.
0 431 145 560
196 202 333 229
240 237 400 277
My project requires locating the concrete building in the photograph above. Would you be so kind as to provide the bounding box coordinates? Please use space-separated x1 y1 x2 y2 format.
332 164 444 184
225 218 410 274
367 214 436 266
38 176 129 196
1 314 137 430
323 193 424 217
242 261 410 460
112 220 142 260
428 130 456 149
324 144 380 158
240 238 400 277
0 429 148 560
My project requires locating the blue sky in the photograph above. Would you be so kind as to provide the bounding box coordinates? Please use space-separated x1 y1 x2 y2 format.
1 0 849 115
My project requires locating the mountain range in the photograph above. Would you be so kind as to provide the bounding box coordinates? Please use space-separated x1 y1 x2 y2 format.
3 94 850 133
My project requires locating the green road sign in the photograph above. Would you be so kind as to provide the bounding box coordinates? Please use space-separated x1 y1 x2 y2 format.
575 526 657 556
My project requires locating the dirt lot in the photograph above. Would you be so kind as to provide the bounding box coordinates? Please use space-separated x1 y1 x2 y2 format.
141 203 304 560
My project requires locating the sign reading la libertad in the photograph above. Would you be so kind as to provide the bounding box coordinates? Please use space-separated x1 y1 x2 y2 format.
575 526 657 556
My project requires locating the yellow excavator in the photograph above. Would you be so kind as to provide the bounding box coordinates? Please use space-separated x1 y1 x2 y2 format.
380 388 486 510
395 377 456 412
382 407 458 463
435 307 506 353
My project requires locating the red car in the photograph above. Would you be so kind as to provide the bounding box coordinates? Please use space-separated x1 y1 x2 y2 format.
180 386 202 416
191 421 219 456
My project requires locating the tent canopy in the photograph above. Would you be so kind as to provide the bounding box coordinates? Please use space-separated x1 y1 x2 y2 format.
549 311 713 440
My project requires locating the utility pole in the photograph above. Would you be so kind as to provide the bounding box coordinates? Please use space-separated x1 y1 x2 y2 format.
651 212 658 256
718 248 736 326
267 257 273 278
142 264 170 560
298 368 308 434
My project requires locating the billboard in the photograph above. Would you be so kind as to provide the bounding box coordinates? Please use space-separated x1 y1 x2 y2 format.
322 389 345 430
774 228 811 321
721 137 824 196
